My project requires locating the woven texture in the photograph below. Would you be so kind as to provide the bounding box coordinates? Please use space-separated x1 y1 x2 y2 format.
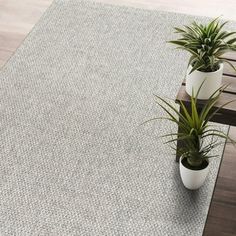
0 0 232 235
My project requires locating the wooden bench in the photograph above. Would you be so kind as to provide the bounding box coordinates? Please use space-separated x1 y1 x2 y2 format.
175 53 236 236
176 55 236 162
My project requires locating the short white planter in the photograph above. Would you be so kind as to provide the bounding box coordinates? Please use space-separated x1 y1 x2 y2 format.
185 63 224 100
179 156 210 190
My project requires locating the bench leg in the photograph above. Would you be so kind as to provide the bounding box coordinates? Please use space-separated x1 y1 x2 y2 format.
176 107 184 162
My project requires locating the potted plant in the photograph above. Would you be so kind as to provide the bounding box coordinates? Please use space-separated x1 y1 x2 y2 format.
169 18 236 99
147 86 235 190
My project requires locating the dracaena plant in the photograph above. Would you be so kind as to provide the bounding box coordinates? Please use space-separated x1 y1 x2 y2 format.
148 85 235 168
169 18 236 74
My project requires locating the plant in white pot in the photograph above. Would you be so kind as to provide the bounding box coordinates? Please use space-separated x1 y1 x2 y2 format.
149 86 235 190
169 18 236 99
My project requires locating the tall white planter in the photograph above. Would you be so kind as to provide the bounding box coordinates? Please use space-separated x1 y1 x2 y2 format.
186 64 223 100
179 156 209 190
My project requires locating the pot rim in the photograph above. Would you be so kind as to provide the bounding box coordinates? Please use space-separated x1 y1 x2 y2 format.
180 155 209 172
188 63 223 74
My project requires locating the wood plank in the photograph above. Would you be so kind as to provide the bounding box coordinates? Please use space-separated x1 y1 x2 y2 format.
0 0 52 67
223 60 236 77
0 59 5 68
221 75 236 94
213 182 236 205
204 216 236 236
203 126 236 236
222 52 236 61
0 0 52 34
0 49 13 62
176 85 236 122
0 31 25 52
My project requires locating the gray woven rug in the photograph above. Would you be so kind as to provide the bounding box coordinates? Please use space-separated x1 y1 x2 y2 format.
0 0 232 235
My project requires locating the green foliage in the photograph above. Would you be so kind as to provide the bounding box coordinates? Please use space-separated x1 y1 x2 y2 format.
147 85 235 168
169 18 236 73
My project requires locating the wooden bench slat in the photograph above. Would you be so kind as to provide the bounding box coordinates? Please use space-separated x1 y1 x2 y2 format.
221 76 236 94
221 52 236 61
176 85 236 116
223 61 236 77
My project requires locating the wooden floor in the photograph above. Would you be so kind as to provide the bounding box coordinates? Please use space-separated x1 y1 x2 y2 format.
204 127 236 236
0 0 236 235
0 0 52 67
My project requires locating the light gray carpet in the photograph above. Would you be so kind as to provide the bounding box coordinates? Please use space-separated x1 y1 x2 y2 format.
0 0 231 235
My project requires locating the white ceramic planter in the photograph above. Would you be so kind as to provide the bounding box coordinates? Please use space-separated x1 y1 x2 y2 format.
186 63 223 100
179 156 209 190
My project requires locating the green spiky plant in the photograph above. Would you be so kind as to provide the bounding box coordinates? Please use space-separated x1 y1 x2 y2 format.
169 18 236 74
147 85 235 169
